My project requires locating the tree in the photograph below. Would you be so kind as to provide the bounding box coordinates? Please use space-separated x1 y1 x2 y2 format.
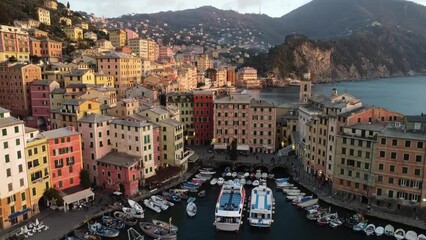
43 188 64 206
228 139 238 161
79 169 91 188
67 1 70 9
8 56 17 63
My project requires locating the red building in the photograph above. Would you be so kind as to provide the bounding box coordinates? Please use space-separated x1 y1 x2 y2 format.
97 152 141 197
29 80 60 130
41 126 83 190
193 90 214 145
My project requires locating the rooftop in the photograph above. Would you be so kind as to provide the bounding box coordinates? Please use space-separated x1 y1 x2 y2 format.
0 107 10 114
338 106 367 118
38 127 79 139
63 69 91 77
214 94 251 104
346 123 386 132
30 79 55 86
97 152 140 167
64 99 87 106
25 127 38 134
406 115 426 123
51 88 66 94
98 52 135 59
379 128 426 141
78 113 113 123
250 99 274 107
111 119 151 128
161 118 182 127
0 115 22 128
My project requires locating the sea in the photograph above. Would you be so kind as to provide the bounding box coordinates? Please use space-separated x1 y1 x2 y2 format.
74 76 426 239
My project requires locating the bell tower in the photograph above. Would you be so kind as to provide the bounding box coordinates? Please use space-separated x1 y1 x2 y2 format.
299 73 312 103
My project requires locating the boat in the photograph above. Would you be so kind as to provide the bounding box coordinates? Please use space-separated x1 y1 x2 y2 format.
304 204 320 212
375 226 384 236
261 172 268 179
232 172 238 178
267 174 275 179
186 202 197 217
283 188 300 194
113 211 138 226
247 180 253 185
244 172 249 178
278 183 295 189
210 178 218 185
286 194 306 200
200 167 214 172
297 198 319 208
226 172 232 177
181 182 200 189
329 218 344 228
406 230 418 240
167 194 182 203
255 170 261 179
252 180 260 186
292 195 313 205
287 191 304 196
87 222 119 238
122 207 144 219
143 199 161 213
101 215 126 230
200 170 216 175
418 234 426 240
74 229 99 240
217 178 225 185
345 213 364 228
152 219 178 232
385 224 395 236
195 173 212 180
307 212 322 221
353 221 368 231
198 190 206 198
317 213 338 226
139 222 177 240
128 199 143 212
214 182 245 231
363 224 375 236
127 227 144 240
150 195 171 210
233 179 241 185
275 178 289 187
169 188 188 194
240 178 246 185
187 197 196 203
248 183 274 228
394 229 406 240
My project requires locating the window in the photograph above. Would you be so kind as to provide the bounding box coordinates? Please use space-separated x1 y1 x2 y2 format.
381 138 386 145
14 126 19 133
18 164 23 173
6 168 11 177
391 152 397 159
388 177 394 184
392 139 398 146
414 169 421 176
377 188 382 196
1 129 6 136
32 187 36 196
403 154 409 161
380 151 385 158
5 154 10 163
405 140 411 147
3 141 8 149
402 167 408 174
390 165 395 172
416 155 422 162
8 183 12 192
21 192 25 201
378 164 384 170
417 142 424 149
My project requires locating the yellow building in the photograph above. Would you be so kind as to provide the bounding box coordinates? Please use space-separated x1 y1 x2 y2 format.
129 38 148 59
64 27 83 41
24 128 51 214
59 17 72 26
0 25 30 62
63 69 96 87
51 99 101 130
43 0 58 10
37 8 51 26
109 29 126 48
50 88 66 110
94 73 114 87
78 23 89 30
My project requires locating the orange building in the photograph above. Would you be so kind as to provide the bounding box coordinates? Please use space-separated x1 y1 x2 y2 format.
0 25 30 62
29 38 62 63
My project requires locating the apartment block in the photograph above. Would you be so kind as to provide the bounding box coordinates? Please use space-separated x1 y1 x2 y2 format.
193 90 214 145
51 99 101 130
109 29 126 48
0 25 30 62
29 38 62 63
37 8 51 26
166 93 194 144
29 80 60 130
64 27 83 41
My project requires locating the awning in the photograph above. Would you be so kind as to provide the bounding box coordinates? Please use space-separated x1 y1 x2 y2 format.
63 188 95 206
237 145 250 151
188 154 199 163
214 144 227 150
9 208 30 219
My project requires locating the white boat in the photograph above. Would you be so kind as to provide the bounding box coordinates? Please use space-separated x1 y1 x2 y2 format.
244 172 250 178
233 179 240 184
286 191 303 196
143 199 161 213
122 207 144 219
364 224 375 236
255 170 261 179
375 226 385 236
195 173 212 180
231 172 237 178
261 173 268 179
252 180 260 186
278 183 294 188
394 228 406 240
200 170 216 175
247 180 253 185
297 198 319 208
406 230 418 240
128 227 144 240
267 174 275 179
152 219 178 232
150 196 170 210
200 167 214 172
187 202 197 217
248 183 274 228
217 178 225 185
210 178 218 185
214 182 245 232
385 224 395 236
418 234 426 240
128 199 143 212
283 189 300 194
226 172 232 177
240 178 246 185
329 218 344 228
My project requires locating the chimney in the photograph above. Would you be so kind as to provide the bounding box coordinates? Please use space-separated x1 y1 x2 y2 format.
68 126 76 132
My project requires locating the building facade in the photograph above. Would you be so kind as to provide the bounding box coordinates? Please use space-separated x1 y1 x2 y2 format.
0 25 30 62
29 80 60 130
193 90 214 145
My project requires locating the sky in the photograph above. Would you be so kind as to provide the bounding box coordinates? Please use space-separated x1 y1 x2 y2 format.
59 0 426 18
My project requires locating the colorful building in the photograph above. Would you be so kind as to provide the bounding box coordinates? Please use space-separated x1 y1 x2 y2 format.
108 98 140 119
0 107 31 229
193 90 214 145
0 25 30 62
40 126 83 190
109 29 126 48
24 127 50 214
29 38 62 63
29 80 60 130
51 99 101 130
64 27 83 41
63 69 96 87
37 8 51 26
166 93 194 144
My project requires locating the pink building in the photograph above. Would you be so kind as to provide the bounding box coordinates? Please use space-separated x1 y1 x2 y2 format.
78 114 113 184
97 152 141 197
159 46 173 58
125 29 139 45
40 126 83 190
29 79 60 130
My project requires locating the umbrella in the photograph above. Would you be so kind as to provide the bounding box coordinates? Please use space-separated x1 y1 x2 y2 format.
35 219 39 226
113 191 122 196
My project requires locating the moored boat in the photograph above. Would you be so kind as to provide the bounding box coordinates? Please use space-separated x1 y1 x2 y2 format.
329 218 344 228
248 182 274 228
317 213 338 226
217 178 225 185
363 224 375 236
128 199 143 212
152 219 178 232
143 199 161 213
353 221 368 231
187 202 197 217
345 213 364 228
214 182 245 231
113 211 138 226
122 207 144 219
87 222 119 238
394 228 406 240
261 172 268 179
127 227 143 240
385 224 395 236
418 234 426 240
139 222 177 240
101 215 125 230
252 180 260 186
74 229 99 240
187 197 196 203
199 170 216 175
297 198 319 208
292 195 313 205
210 178 218 185
167 194 181 203
198 190 206 197
375 226 384 236
406 230 418 240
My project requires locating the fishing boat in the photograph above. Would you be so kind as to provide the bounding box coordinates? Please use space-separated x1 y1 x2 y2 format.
210 178 218 185
363 224 375 236
247 180 253 185
261 172 268 179
286 194 306 200
217 178 225 185
297 198 319 208
200 170 216 175
139 222 177 240
317 213 338 226
128 199 143 212
167 194 182 203
187 202 197 217
74 229 99 240
143 199 161 213
214 182 245 231
127 227 144 240
292 195 313 205
252 180 260 186
244 172 250 178
384 224 395 236
231 172 238 178
87 222 119 238
187 197 196 203
152 219 178 232
255 170 262 179
375 226 384 236
240 178 246 185
122 207 144 219
344 213 364 228
101 215 126 230
394 228 406 240
248 182 274 228
151 195 172 210
418 234 426 240
353 221 368 231
198 190 206 197
307 211 322 221
329 218 344 228
406 230 418 240
113 211 138 226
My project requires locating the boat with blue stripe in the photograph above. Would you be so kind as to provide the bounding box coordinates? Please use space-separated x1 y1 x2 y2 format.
214 182 245 232
249 181 274 228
